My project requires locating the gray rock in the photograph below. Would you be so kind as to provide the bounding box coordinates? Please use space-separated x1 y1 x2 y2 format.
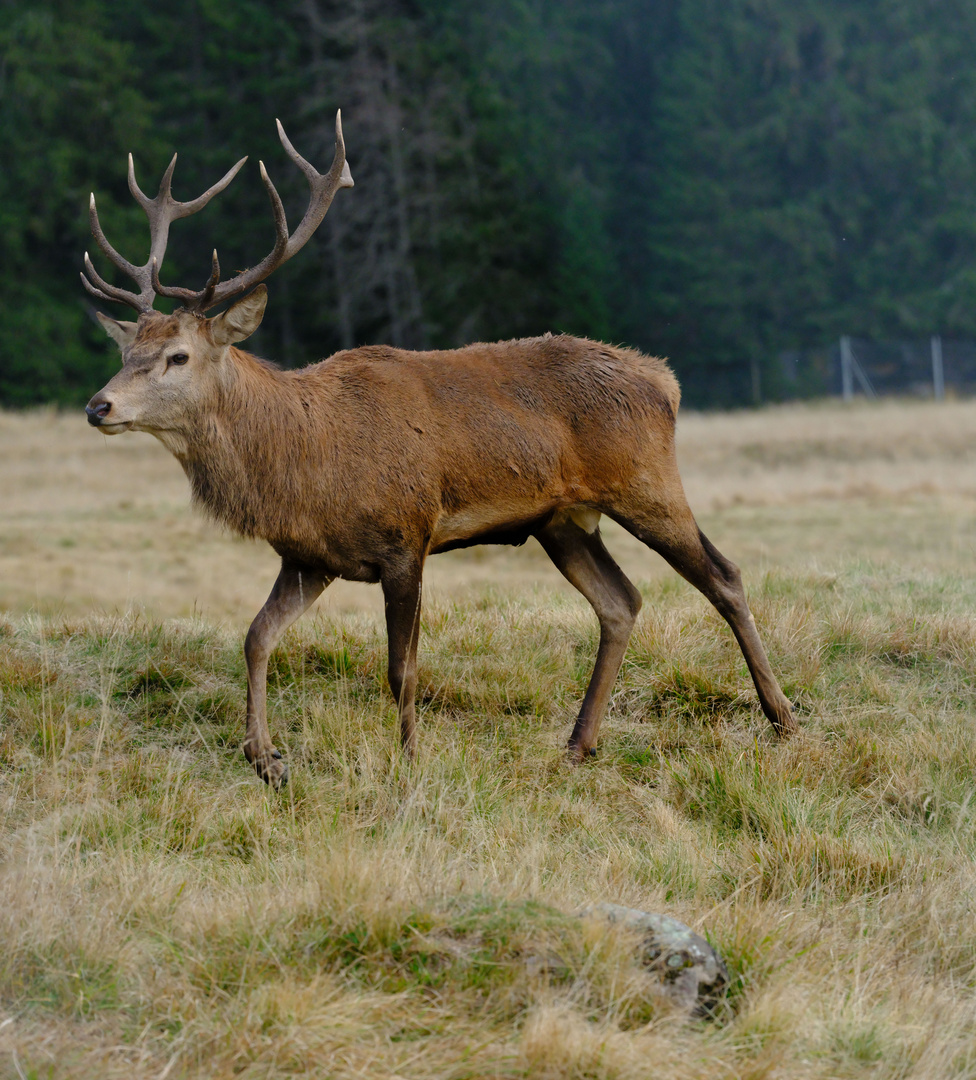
580 902 730 1016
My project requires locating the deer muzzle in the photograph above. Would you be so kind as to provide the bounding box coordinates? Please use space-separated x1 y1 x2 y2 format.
85 397 130 433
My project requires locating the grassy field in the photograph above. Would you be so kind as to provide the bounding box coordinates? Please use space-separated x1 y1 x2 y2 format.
1 398 976 1078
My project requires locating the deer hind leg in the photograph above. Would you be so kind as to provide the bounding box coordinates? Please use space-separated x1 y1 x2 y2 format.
536 511 643 758
381 559 425 757
619 500 796 736
245 559 330 788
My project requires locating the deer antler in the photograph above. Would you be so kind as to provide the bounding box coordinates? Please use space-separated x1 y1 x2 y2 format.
81 153 248 314
82 110 353 315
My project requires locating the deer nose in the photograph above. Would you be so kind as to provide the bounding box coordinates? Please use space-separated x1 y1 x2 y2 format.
86 400 112 426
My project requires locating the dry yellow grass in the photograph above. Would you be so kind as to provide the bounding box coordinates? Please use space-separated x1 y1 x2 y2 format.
2 397 976 1079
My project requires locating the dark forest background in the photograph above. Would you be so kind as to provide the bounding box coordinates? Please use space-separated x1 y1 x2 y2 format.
3 0 976 407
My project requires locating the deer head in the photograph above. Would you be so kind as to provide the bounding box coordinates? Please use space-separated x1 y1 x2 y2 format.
85 292 268 454
84 113 353 446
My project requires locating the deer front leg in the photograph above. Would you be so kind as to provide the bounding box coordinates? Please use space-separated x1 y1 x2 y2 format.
245 560 330 788
381 559 424 756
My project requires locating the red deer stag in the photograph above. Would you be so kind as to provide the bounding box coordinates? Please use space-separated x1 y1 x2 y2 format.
83 112 796 788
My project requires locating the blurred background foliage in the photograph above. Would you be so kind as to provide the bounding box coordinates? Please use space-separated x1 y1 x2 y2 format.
2 0 976 407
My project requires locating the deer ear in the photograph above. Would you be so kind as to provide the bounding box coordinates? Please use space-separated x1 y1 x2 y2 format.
209 285 268 347
96 312 139 352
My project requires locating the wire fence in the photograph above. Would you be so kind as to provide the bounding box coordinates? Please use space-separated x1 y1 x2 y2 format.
682 337 976 409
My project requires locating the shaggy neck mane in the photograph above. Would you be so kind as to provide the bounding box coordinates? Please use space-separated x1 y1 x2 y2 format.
178 347 329 542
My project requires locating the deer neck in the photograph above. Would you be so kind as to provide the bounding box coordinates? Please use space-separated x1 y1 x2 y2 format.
173 349 327 540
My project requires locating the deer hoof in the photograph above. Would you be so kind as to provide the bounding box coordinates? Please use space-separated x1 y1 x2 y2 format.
773 709 800 739
253 750 289 790
566 742 598 763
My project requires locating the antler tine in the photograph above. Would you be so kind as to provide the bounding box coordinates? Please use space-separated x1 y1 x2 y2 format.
275 117 319 185
157 153 178 201
197 248 223 309
127 152 159 211
83 250 130 301
82 246 151 312
80 269 122 306
277 109 354 258
257 159 291 257
334 109 355 189
89 193 139 278
86 192 154 312
173 156 248 219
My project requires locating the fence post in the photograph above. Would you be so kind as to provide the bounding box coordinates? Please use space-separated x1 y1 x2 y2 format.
931 335 945 400
840 335 853 401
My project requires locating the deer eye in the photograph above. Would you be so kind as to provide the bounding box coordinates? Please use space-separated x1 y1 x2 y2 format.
168 352 189 366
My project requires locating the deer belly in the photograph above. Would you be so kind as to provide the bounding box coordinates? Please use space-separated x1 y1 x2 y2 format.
429 504 600 553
